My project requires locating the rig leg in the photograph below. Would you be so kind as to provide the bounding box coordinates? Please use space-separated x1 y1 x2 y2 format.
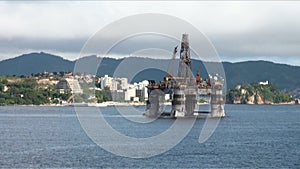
210 87 225 117
145 89 164 118
172 88 186 117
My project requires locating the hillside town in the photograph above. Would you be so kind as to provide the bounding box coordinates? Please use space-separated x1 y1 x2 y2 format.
0 72 152 106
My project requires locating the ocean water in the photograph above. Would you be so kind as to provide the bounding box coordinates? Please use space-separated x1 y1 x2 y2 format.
0 105 299 168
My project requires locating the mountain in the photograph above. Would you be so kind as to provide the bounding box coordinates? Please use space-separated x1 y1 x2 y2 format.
0 52 74 75
0 52 299 96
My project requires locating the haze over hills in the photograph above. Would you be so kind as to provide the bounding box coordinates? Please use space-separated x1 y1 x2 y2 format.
0 52 299 97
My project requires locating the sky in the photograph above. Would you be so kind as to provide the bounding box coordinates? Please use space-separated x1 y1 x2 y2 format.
0 1 300 66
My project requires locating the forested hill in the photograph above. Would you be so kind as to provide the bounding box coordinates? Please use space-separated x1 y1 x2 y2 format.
0 52 74 75
227 83 295 104
0 52 299 96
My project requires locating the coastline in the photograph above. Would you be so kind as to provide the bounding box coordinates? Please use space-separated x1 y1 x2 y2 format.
0 102 147 107
227 100 297 105
2 102 298 107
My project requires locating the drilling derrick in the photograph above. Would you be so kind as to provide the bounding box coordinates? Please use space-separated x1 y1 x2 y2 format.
178 34 193 84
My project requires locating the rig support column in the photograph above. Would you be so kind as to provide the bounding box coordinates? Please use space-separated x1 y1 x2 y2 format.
172 87 186 117
185 87 198 116
146 89 164 117
210 85 225 117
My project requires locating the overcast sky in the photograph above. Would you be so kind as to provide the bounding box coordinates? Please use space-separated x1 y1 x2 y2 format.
0 1 300 66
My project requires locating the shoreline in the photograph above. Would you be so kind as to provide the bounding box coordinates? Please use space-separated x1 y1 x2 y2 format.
227 102 298 105
1 102 298 107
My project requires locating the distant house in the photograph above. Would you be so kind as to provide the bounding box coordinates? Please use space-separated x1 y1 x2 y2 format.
55 80 70 94
2 85 9 92
259 80 269 85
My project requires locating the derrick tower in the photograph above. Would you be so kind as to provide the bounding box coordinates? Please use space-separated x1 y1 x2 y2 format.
178 34 193 85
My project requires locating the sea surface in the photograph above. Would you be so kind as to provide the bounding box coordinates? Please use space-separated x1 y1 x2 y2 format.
0 105 299 168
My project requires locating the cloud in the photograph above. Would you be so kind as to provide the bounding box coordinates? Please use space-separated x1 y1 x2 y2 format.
0 1 299 65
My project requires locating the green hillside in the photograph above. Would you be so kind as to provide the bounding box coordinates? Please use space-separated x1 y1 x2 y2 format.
227 83 294 104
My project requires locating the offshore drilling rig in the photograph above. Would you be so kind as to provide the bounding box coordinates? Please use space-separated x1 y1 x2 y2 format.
145 34 225 118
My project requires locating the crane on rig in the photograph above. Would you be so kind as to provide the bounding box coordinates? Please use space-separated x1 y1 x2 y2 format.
166 46 178 79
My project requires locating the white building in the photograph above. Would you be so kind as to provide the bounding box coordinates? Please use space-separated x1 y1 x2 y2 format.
101 75 112 89
111 78 119 91
143 87 148 100
165 94 170 101
120 78 128 90
259 80 269 85
125 85 136 101
140 80 149 99
98 75 151 101
65 78 83 94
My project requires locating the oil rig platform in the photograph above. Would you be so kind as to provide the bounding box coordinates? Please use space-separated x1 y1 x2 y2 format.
145 34 226 118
